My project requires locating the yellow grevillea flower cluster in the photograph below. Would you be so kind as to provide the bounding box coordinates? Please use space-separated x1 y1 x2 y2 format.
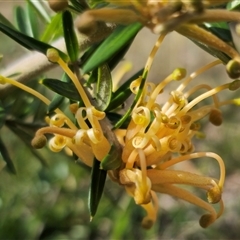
1 33 240 229
113 35 240 229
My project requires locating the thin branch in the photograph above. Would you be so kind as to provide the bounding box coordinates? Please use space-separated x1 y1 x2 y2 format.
0 23 115 99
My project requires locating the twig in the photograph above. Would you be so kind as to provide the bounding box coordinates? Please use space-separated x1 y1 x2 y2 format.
0 23 115 99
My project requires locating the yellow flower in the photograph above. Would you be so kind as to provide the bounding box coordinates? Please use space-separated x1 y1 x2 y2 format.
1 30 240 230
113 34 240 229
0 49 111 167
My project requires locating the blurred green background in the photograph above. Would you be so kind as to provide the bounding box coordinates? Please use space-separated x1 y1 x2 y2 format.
0 1 240 240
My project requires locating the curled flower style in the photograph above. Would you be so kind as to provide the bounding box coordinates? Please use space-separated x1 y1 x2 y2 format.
0 49 111 167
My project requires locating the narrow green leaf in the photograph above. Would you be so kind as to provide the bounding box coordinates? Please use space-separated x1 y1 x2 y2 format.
83 37 131 72
190 39 230 64
204 22 232 42
47 94 65 114
106 112 131 128
28 0 51 23
88 158 107 219
62 10 79 62
41 13 63 43
27 1 39 39
86 68 98 86
227 0 240 10
95 64 112 111
108 39 133 71
0 12 16 29
107 68 144 111
0 23 68 61
69 0 88 12
15 6 34 37
6 72 21 78
82 23 142 73
47 73 70 113
80 42 103 65
0 137 17 174
88 0 107 8
100 145 121 170
41 78 81 101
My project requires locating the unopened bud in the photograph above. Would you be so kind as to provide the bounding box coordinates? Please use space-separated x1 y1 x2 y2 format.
172 68 187 81
31 135 47 149
47 48 60 63
229 79 240 91
75 12 98 35
209 108 222 126
69 103 79 114
48 0 68 12
199 214 215 228
226 59 240 79
141 217 154 229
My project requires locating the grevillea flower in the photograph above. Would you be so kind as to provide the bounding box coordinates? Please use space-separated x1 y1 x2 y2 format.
1 33 240 230
0 49 111 168
110 34 240 229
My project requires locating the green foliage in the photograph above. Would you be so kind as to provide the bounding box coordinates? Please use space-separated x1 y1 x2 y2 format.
41 13 63 43
62 10 79 62
227 0 240 10
0 22 68 61
95 64 112 111
1 1 240 239
14 4 35 37
113 70 148 129
88 158 107 218
0 137 17 174
107 68 143 111
82 23 143 74
41 78 81 101
100 144 122 170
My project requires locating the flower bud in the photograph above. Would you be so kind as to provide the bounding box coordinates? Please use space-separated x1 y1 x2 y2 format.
46 48 60 63
69 103 79 114
48 0 68 12
199 214 215 228
75 12 98 35
229 79 240 91
141 217 154 229
209 108 222 126
172 68 187 81
226 59 240 79
31 135 47 149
